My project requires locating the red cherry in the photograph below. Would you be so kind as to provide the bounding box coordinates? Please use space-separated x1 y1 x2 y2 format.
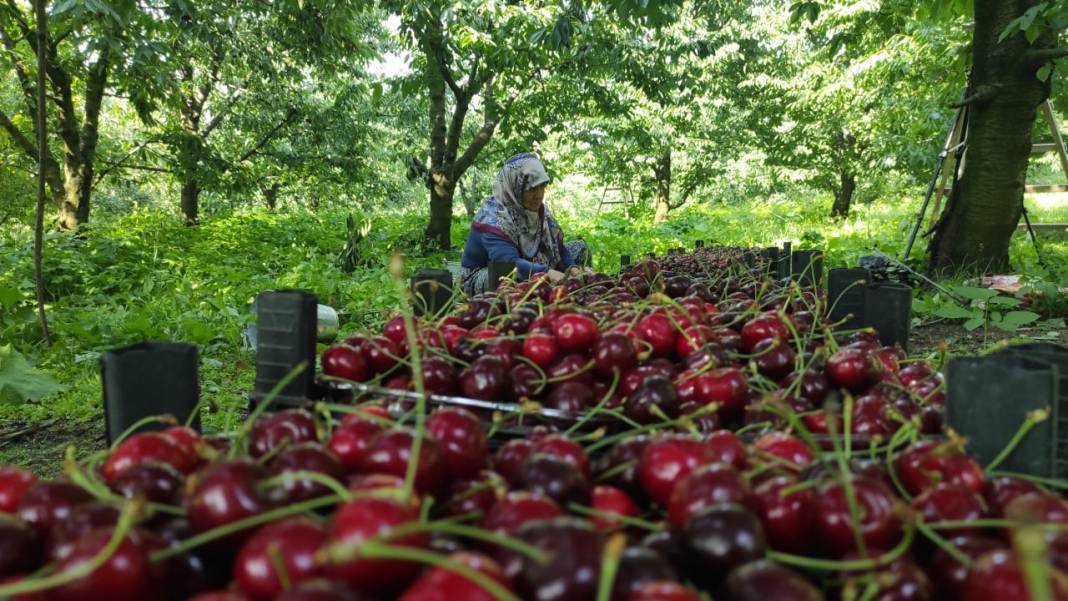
325 497 428 592
186 460 271 548
428 408 488 480
894 441 984 496
964 549 1068 600
897 362 933 387
813 477 902 556
532 435 591 478
638 435 715 507
365 336 400 374
103 432 197 484
929 535 1006 600
675 325 715 360
628 581 701 601
826 347 882 393
267 442 347 504
588 485 639 531
668 463 751 528
740 314 790 352
676 368 748 420
523 333 560 368
50 528 154 601
17 481 92 533
637 313 678 357
703 431 747 470
420 356 459 396
0 467 37 514
985 477 1045 518
162 426 202 457
481 491 562 534
383 316 409 345
234 518 326 599
360 429 445 495
552 313 600 353
492 439 535 487
752 432 814 470
593 332 639 377
322 344 370 382
249 409 317 459
753 475 814 554
399 551 513 601
327 418 382 473
441 470 505 518
911 482 986 537
110 462 184 506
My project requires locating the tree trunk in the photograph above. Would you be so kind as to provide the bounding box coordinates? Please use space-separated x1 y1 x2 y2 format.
831 171 856 218
263 182 280 210
181 179 200 224
928 0 1054 273
653 149 672 224
57 156 91 230
425 172 455 250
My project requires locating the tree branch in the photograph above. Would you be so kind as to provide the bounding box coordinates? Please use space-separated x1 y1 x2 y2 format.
201 80 250 138
233 107 299 165
1024 47 1068 67
0 107 38 159
92 140 155 187
453 89 515 177
951 84 998 108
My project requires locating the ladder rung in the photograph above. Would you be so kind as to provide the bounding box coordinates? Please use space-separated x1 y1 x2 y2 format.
1017 223 1068 232
1033 143 1061 154
1026 184 1068 193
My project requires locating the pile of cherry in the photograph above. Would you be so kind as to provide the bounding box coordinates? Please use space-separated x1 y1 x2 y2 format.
1 250 1067 601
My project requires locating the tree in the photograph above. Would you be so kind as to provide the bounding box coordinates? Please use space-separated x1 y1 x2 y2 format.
928 1 1068 272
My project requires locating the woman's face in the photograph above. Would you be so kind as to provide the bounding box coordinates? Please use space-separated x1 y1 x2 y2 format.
521 183 547 211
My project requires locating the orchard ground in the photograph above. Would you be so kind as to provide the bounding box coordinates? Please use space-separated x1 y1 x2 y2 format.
1 188 1066 476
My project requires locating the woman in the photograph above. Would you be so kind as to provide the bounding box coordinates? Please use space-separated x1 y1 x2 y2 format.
460 153 589 295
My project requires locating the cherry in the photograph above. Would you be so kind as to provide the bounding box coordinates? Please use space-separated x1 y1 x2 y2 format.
322 344 370 382
248 409 317 459
625 374 680 424
460 356 510 401
17 481 92 533
493 439 535 487
327 418 382 474
267 442 346 504
676 368 749 421
588 485 639 531
752 432 814 471
682 504 767 588
50 528 153 601
894 441 984 496
638 435 715 507
523 332 560 368
509 362 545 401
1004 492 1068 525
780 369 830 403
752 338 795 380
419 356 459 396
276 579 372 601
547 354 595 386
704 430 747 470
188 592 252 601
593 332 639 377
520 454 592 507
628 581 701 601
813 477 901 556
48 502 121 562
552 313 600 353
985 476 1045 517
360 429 444 495
964 549 1068 601
103 432 197 484
186 460 271 548
678 400 722 433
383 315 409 345
234 517 326 600
911 482 986 537
720 559 823 601
669 463 751 528
751 475 813 555
325 497 428 593
533 435 591 478
481 491 562 534
739 314 789 352
826 347 882 393
365 336 400 374
0 516 40 578
0 467 36 514
873 346 903 375
897 362 933 388
593 435 649 502
427 408 488 480
675 325 715 360
637 313 678 357
546 381 595 412
505 518 603 601
611 547 678 601
440 470 505 518
399 551 513 601
106 462 183 507
929 535 1006 600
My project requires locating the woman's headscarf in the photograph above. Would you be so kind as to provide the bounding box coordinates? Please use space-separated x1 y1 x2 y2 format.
472 152 565 268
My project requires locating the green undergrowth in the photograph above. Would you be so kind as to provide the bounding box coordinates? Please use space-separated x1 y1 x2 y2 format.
0 192 1065 433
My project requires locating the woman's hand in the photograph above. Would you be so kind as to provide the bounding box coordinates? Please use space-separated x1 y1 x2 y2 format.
546 269 566 283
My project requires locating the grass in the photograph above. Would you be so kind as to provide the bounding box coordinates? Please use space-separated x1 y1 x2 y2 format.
0 188 1065 471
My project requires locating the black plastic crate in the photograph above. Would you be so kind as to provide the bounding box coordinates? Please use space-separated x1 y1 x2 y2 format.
101 342 200 445
864 281 912 350
251 290 319 409
790 249 824 287
411 269 455 316
828 268 870 331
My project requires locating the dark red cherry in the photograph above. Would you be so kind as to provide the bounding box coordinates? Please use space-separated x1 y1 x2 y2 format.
267 442 346 504
460 356 510 401
752 476 814 555
533 435 591 478
610 547 677 601
17 481 92 533
546 381 595 413
520 454 591 507
593 436 649 502
493 439 535 487
509 362 545 401
50 528 153 601
629 581 701 601
625 375 680 424
505 518 603 601
186 460 271 549
441 470 505 518
427 408 488 480
719 559 823 601
0 516 40 578
420 356 459 396
249 409 317 459
911 482 986 537
752 338 795 380
984 477 1045 518
325 497 427 593
929 535 1006 601
682 504 767 588
322 344 370 382
813 477 901 556
547 354 595 386
593 332 638 377
638 435 714 507
0 467 37 514
668 463 751 528
276 579 372 601
234 517 326 600
704 431 747 470
110 462 184 506
360 429 444 495
398 551 513 601
481 491 562 534
365 336 400 374
48 502 121 562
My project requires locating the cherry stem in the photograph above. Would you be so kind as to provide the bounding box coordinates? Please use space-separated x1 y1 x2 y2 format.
825 397 869 558
0 502 139 597
258 470 353 501
768 523 915 571
381 521 548 563
987 470 1068 491
267 543 292 592
568 503 665 532
359 542 520 601
564 370 619 437
915 521 972 567
1015 527 1054 601
595 533 627 601
65 447 185 517
391 252 429 504
232 361 309 458
985 408 1051 473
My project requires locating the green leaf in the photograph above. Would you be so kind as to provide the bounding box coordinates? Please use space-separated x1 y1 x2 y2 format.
0 345 67 405
953 286 998 301
1001 310 1041 328
963 317 985 331
0 287 23 310
987 296 1021 307
933 305 977 319
1038 63 1053 82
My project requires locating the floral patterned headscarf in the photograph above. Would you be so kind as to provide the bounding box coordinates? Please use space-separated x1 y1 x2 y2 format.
473 152 563 267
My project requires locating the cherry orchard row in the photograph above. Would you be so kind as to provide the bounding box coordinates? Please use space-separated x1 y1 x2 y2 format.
0 248 1063 601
